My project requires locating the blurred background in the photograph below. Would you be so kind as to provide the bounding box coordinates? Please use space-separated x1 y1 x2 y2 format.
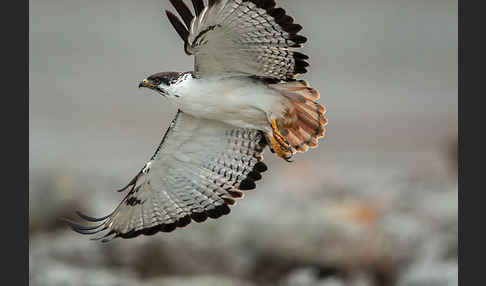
29 0 457 285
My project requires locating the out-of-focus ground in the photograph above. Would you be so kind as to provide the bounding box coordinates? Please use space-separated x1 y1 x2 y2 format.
29 0 457 285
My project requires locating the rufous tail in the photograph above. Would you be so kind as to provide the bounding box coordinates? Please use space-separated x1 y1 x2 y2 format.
269 80 328 160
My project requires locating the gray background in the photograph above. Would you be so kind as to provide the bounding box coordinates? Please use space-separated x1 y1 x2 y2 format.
30 1 457 285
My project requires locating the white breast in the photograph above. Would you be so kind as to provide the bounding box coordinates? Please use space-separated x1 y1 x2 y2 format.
167 76 285 131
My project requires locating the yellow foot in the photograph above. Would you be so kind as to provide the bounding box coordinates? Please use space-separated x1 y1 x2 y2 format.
269 120 294 162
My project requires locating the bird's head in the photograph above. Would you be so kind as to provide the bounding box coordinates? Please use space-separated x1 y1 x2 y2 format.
139 72 187 98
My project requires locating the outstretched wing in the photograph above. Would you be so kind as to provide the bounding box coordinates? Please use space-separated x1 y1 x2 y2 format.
166 0 309 79
65 111 268 242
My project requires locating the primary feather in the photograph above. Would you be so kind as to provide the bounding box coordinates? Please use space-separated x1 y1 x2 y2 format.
166 0 309 79
66 111 267 241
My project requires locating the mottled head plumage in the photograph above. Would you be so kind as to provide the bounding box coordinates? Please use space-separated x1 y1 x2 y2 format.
139 71 193 96
148 72 185 86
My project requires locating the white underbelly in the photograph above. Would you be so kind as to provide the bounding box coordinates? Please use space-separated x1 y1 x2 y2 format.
170 78 284 131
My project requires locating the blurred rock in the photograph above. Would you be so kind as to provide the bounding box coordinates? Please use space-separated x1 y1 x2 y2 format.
30 256 255 286
30 257 139 286
281 267 376 286
146 276 255 286
30 156 457 286
396 260 458 286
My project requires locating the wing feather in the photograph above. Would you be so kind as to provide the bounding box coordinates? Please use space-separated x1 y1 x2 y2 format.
166 10 190 46
167 0 310 79
169 0 194 29
191 0 205 16
67 111 268 241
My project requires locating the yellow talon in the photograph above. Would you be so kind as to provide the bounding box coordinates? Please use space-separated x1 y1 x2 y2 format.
269 120 294 161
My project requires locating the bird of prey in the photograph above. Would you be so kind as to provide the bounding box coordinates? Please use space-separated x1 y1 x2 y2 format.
66 0 327 242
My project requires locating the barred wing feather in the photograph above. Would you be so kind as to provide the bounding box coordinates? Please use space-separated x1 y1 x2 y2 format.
65 111 268 241
166 0 309 79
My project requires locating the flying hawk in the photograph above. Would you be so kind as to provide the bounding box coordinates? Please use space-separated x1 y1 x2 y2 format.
66 0 327 242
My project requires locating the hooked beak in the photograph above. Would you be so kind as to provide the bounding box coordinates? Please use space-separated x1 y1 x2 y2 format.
139 79 167 96
139 79 156 89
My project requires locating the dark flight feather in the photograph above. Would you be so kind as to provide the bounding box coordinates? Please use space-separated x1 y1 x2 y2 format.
166 10 189 43
169 0 195 29
191 0 205 16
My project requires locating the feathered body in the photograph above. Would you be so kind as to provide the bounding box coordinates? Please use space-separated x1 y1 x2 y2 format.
163 72 326 154
166 74 286 131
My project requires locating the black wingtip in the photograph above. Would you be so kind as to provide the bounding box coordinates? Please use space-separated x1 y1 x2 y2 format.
161 223 177 233
61 218 104 231
228 189 244 198
294 66 308 74
293 52 309 60
62 218 106 235
248 0 276 10
247 170 262 181
285 24 303 34
177 215 192 227
166 10 190 43
222 197 236 205
254 161 268 173
76 211 111 222
289 35 308 45
191 0 205 16
191 212 208 223
169 0 195 29
207 204 230 219
268 7 285 18
239 178 256 190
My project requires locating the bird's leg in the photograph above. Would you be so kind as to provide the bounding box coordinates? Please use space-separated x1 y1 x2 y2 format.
268 119 294 162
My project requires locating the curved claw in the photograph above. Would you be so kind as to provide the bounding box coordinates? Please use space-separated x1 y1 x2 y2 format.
268 120 295 161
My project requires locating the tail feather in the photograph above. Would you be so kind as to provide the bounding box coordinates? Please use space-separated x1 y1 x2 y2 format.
271 81 327 154
287 126 309 152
